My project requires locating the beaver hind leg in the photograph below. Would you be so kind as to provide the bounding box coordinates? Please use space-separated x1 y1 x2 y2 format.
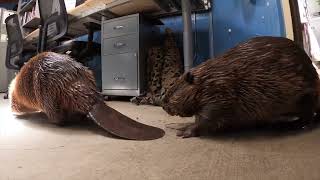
46 110 66 126
275 93 317 131
293 93 317 130
42 102 67 126
46 109 87 126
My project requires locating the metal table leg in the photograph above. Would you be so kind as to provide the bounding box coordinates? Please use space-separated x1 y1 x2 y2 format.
181 0 193 71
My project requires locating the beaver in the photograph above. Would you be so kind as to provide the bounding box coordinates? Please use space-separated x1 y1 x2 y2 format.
312 62 320 114
9 52 165 140
162 36 320 138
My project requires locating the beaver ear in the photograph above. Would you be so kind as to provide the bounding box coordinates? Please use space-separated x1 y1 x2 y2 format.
184 72 194 84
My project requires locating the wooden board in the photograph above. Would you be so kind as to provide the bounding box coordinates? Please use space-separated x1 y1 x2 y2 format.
108 0 161 16
68 0 116 21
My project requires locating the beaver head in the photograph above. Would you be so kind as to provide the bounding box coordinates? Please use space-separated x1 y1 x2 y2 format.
162 71 200 117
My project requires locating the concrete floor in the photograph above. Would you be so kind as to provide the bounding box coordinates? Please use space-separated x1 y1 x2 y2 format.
0 93 320 180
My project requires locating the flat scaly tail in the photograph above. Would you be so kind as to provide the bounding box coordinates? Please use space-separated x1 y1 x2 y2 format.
88 102 165 140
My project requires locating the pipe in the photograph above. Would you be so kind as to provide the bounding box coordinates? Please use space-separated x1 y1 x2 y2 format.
208 9 214 58
181 0 193 71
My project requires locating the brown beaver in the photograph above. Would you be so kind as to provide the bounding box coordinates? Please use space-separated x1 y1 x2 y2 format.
9 52 100 124
9 52 165 140
162 36 320 138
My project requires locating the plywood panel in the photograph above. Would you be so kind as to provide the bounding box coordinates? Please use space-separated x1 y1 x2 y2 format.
68 0 115 20
108 0 161 16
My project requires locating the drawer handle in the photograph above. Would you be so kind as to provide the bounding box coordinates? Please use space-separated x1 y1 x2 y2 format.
114 42 126 48
113 25 124 30
114 76 126 81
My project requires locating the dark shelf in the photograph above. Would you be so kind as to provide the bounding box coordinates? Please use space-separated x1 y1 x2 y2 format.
150 0 211 18
19 0 36 14
22 17 40 28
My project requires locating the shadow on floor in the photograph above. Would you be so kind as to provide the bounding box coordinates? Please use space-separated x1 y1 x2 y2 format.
14 112 123 140
199 120 320 142
166 118 320 142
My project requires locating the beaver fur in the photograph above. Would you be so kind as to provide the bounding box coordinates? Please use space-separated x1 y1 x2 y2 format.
312 62 320 111
162 36 320 138
9 52 102 125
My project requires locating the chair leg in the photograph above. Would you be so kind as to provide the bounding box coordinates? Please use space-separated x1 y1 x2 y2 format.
3 90 8 99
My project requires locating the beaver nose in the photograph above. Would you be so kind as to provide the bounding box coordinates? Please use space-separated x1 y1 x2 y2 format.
163 106 174 115
162 106 169 113
162 106 167 111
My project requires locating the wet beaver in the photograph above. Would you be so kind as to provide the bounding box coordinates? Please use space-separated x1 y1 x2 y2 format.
162 36 320 138
9 52 100 125
9 52 165 140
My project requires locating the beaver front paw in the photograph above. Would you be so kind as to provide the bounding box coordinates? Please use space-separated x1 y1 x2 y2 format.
166 123 200 138
176 124 201 138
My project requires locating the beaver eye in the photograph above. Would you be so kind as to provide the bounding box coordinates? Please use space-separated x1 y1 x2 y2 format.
184 72 194 84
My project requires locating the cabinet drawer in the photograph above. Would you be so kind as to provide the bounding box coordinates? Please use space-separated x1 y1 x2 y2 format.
102 53 138 90
102 34 138 55
102 16 138 37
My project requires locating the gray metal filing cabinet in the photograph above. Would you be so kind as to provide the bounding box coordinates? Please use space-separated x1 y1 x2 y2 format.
101 13 159 96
